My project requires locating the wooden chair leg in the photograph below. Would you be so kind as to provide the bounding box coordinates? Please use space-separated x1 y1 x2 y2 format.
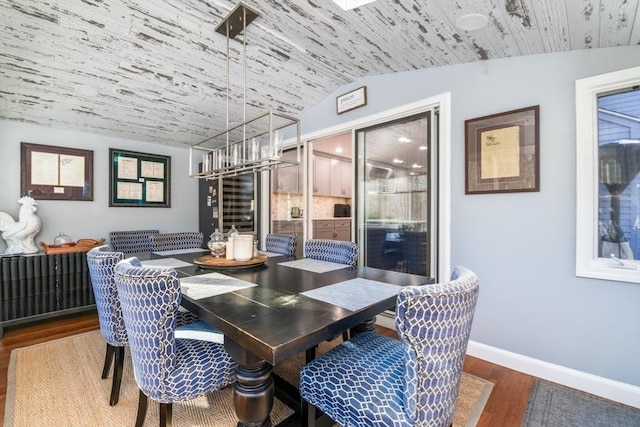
159 402 173 427
305 346 317 363
301 399 316 427
101 343 115 379
342 330 350 341
135 390 148 427
109 346 125 406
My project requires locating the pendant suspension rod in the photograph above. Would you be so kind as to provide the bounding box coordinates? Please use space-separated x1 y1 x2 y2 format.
225 20 230 151
243 6 247 150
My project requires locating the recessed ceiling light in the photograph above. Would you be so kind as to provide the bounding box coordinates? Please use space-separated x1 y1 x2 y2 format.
398 137 411 143
412 163 423 169
419 145 428 150
332 0 376 11
393 159 403 164
335 147 343 154
455 13 489 31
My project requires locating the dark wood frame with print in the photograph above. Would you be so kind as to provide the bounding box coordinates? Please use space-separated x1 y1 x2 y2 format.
465 105 540 194
20 142 94 201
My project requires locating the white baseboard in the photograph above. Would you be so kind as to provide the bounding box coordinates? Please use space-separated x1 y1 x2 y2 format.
466 340 640 409
375 315 640 408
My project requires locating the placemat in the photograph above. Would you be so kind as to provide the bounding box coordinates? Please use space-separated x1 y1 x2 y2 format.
278 258 350 273
301 278 402 311
152 248 209 256
259 251 284 257
180 272 257 300
141 258 193 268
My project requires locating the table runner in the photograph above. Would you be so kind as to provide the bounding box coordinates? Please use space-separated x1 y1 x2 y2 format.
180 272 257 300
301 278 402 311
278 258 350 273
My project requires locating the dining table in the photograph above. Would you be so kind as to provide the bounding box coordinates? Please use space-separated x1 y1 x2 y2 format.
135 248 433 427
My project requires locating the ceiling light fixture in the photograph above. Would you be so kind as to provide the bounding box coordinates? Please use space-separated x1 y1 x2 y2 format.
398 137 411 143
419 145 428 150
332 0 376 11
393 159 403 164
455 13 489 31
189 2 300 180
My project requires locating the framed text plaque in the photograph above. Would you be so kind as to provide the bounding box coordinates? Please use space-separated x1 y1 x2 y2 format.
465 105 540 194
109 148 171 207
20 142 94 201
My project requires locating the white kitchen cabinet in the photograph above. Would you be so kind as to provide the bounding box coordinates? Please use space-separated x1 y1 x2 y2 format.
330 159 352 197
313 155 331 196
273 150 301 194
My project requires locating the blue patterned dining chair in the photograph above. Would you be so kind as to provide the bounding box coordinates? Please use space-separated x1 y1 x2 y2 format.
149 231 204 251
299 266 480 427
87 245 222 407
114 257 237 427
304 239 358 266
86 245 126 406
109 229 159 254
265 233 296 256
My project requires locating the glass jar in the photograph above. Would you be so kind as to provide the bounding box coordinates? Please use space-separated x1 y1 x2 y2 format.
226 225 239 260
54 232 72 245
208 228 226 258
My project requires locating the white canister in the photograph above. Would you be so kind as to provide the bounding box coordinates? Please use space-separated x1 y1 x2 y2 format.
234 235 254 261
226 237 235 260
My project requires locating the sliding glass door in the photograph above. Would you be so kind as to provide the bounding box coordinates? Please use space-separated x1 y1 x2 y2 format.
356 111 438 278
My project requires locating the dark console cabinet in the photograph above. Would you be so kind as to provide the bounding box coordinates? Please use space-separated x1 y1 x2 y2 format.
0 252 96 337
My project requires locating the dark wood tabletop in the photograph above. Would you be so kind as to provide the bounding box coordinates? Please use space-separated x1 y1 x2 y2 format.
138 250 433 427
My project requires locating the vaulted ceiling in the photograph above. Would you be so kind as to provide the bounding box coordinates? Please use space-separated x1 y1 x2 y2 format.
1 0 638 148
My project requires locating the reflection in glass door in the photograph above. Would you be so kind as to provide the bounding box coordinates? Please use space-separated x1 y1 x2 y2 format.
356 111 437 278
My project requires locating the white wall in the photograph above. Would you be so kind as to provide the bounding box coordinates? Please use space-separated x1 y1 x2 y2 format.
299 46 640 390
0 122 198 252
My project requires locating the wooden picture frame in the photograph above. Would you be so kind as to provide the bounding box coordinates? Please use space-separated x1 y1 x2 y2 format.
336 86 367 114
20 142 94 201
109 148 171 207
465 105 540 194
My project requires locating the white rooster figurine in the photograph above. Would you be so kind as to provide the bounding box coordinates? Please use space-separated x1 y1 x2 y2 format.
0 196 42 254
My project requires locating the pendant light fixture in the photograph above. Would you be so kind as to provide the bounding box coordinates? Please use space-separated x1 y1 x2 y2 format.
189 2 300 179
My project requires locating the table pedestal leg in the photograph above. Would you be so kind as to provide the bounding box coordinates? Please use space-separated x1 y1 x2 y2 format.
225 339 274 427
351 316 377 337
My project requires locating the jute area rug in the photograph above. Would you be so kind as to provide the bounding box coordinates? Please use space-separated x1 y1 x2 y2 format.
5 331 493 426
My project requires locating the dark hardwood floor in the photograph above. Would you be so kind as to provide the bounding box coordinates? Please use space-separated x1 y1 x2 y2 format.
0 312 535 426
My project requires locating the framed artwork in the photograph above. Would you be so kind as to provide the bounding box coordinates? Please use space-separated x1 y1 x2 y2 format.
109 148 171 207
336 86 367 114
20 142 94 201
465 105 540 194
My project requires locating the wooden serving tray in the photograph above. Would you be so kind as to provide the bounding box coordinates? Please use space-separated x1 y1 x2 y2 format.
194 254 268 269
40 238 106 255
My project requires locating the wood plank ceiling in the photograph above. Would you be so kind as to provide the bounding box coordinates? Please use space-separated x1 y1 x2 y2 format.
1 0 639 148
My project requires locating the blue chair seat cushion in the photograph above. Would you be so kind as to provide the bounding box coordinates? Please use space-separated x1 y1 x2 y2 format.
300 331 411 426
144 338 236 403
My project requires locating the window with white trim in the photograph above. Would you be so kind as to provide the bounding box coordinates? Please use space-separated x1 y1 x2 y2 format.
576 66 640 283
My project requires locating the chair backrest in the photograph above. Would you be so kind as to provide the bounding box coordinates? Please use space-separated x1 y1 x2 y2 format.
149 232 204 251
86 245 127 346
304 239 358 266
114 257 183 398
109 229 159 254
395 265 479 425
265 233 296 256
